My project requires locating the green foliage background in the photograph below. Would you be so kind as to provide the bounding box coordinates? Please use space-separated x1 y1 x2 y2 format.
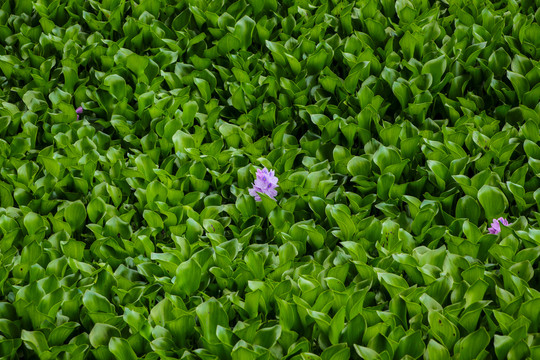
1 0 540 358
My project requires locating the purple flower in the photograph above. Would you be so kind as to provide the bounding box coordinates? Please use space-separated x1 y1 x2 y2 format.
76 106 83 120
248 167 279 202
488 217 510 234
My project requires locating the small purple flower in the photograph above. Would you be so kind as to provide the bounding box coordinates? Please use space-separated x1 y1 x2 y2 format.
248 167 279 202
76 106 83 120
488 217 510 234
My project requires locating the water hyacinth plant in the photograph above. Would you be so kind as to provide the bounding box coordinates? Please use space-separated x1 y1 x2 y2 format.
248 167 279 201
2 0 540 359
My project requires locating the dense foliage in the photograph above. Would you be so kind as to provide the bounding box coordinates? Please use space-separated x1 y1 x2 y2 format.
1 0 540 358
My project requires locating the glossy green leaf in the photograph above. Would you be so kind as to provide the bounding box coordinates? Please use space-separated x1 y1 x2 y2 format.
428 311 459 349
175 258 201 296
109 337 137 360
89 323 121 348
64 201 86 231
456 328 490 360
477 185 508 220
104 74 127 101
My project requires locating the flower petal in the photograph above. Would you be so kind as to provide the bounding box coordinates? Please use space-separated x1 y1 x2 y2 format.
248 188 261 201
266 188 278 198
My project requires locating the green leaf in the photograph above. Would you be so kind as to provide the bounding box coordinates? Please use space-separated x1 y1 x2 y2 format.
321 343 350 360
186 218 203 243
104 216 132 239
298 222 325 249
126 53 149 79
196 298 229 343
396 0 417 23
234 16 256 49
83 290 115 313
477 185 509 220
62 240 85 261
306 46 332 74
231 87 247 112
396 330 425 359
269 208 295 233
329 308 346 345
377 271 409 297
109 337 137 360
194 78 211 102
48 322 80 346
348 157 371 177
219 122 242 148
89 323 121 347
489 48 512 76
218 33 241 54
23 212 45 235
524 139 540 159
507 71 530 103
64 201 87 231
377 172 395 201
518 298 540 332
464 279 489 308
23 91 48 112
236 194 256 219
353 345 381 360
428 311 459 349
426 339 450 359
373 146 402 174
104 74 127 101
399 31 419 59
132 0 160 17
21 330 49 355
175 258 201 296
253 325 281 348
143 210 164 229
422 55 446 85
523 84 540 109
327 205 356 242
456 328 490 360
146 180 168 203
456 195 481 224
88 197 106 223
